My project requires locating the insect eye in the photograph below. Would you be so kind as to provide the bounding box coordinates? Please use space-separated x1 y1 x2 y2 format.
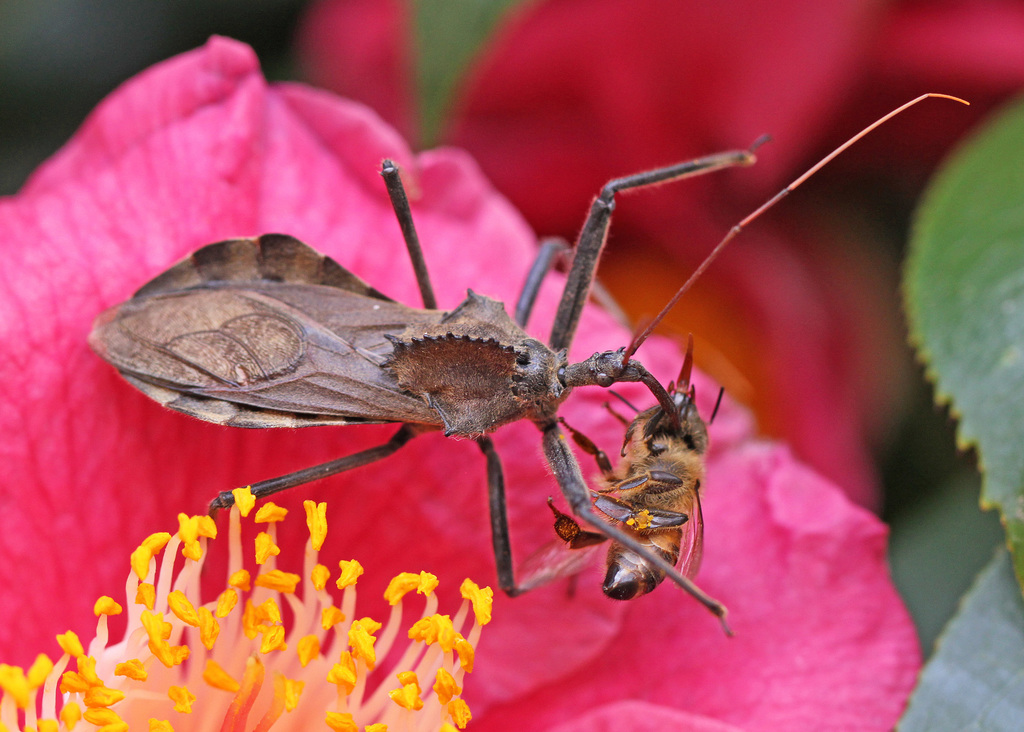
647 440 666 455
516 352 531 365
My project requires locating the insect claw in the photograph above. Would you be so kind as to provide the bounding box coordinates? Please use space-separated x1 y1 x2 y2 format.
208 490 236 516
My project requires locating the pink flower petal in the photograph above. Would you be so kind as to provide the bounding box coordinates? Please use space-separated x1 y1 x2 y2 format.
1 38 917 730
297 0 1024 513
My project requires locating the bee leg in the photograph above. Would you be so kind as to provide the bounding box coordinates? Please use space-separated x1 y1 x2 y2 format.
540 420 732 635
209 424 419 513
592 494 689 529
557 417 614 475
381 160 437 310
546 498 605 548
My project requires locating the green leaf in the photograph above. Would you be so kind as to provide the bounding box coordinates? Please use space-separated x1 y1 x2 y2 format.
905 94 1024 589
412 0 523 147
889 471 1003 655
899 551 1024 730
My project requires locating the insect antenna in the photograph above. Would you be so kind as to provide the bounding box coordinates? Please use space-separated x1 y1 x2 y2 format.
709 387 726 424
620 92 969 364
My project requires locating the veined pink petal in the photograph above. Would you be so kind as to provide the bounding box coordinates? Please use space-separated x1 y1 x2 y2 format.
1 37 917 730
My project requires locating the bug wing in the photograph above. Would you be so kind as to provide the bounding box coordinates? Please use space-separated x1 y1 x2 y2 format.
678 488 705 579
517 538 605 593
90 235 445 428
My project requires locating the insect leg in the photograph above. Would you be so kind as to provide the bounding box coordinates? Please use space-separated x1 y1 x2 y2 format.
558 416 614 475
516 237 631 331
515 237 569 327
539 420 732 634
548 145 763 352
209 424 419 512
477 435 520 596
381 160 437 310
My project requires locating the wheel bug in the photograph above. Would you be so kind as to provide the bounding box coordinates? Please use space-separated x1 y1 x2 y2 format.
90 93 965 634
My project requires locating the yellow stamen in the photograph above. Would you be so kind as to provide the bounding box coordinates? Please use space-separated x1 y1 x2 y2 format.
166 591 199 626
388 672 424 711
384 571 438 604
196 607 219 650
453 638 475 673
448 698 472 728
82 685 125 708
81 707 124 728
58 702 81 729
303 500 328 551
433 668 460 705
254 532 280 565
254 502 287 523
113 660 146 682
460 579 494 625
167 685 195 713
336 560 364 589
232 487 256 516
259 626 286 654
135 583 156 611
55 632 83 659
2 502 490 731
254 570 300 594
348 618 381 669
229 569 251 591
0 664 31 708
93 597 122 616
215 588 239 618
325 711 358 732
26 656 53 689
327 652 357 694
296 636 319 668
201 660 239 693
310 563 330 591
321 607 345 630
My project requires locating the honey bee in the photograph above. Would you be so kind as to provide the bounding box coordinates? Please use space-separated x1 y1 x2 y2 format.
519 337 711 600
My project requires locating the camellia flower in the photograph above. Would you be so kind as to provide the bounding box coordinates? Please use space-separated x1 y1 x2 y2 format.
1 38 918 730
297 0 1024 509
0 488 491 731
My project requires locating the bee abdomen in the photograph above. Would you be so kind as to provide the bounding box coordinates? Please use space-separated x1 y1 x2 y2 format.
602 536 679 600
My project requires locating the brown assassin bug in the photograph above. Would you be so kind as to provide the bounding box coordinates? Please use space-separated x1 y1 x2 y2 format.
89 93 965 634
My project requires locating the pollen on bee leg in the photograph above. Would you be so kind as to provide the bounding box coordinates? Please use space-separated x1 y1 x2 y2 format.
0 489 492 731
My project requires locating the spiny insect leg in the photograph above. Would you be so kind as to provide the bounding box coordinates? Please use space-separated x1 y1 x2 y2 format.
548 147 760 353
208 424 418 513
477 435 519 596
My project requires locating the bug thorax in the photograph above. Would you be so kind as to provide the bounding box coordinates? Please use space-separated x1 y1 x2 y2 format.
383 290 569 437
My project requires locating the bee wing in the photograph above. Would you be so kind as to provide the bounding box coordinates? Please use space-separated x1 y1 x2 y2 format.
678 489 704 579
516 538 605 593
